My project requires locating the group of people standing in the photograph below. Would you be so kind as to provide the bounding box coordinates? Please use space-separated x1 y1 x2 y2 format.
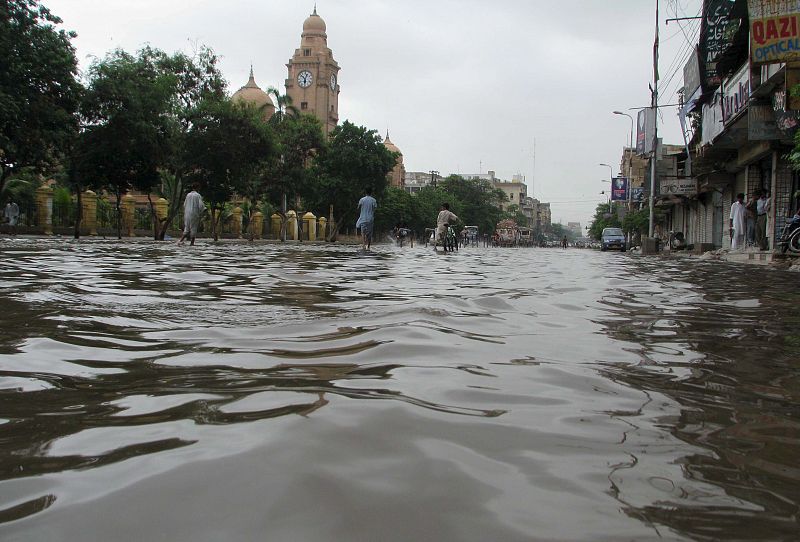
729 189 771 251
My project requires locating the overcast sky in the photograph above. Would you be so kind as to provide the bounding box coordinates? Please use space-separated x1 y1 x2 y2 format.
47 0 702 228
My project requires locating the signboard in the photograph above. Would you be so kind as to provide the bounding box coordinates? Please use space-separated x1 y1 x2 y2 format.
630 187 646 203
611 177 628 201
702 89 725 144
773 86 800 135
749 0 800 65
748 102 781 139
636 108 656 155
700 0 739 89
683 48 702 97
722 63 750 123
660 178 697 196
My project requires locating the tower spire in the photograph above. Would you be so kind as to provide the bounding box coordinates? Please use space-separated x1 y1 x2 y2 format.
249 63 254 80
313 3 317 15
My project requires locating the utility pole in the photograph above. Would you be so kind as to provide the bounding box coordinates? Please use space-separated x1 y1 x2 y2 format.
649 0 659 239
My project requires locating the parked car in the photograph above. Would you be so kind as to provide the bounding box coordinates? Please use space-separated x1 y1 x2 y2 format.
601 227 626 252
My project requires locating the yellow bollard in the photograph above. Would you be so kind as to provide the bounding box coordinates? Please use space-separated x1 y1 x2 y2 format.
232 207 243 238
318 216 327 240
250 211 264 239
35 184 53 235
81 190 98 235
271 213 282 239
303 212 317 241
287 210 298 240
122 194 136 237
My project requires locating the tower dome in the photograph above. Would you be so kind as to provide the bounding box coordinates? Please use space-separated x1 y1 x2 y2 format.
383 132 401 155
303 7 327 35
232 68 275 120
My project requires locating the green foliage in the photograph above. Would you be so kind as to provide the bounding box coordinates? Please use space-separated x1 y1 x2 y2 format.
74 47 179 206
438 175 505 233
266 113 326 202
550 223 578 241
309 121 395 238
622 208 649 236
0 0 82 187
182 99 276 240
588 203 621 240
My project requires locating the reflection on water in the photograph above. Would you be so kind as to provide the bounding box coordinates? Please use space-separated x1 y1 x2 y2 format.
0 238 798 541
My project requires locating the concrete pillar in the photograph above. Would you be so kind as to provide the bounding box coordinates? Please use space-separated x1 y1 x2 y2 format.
155 197 168 221
231 207 243 238
271 213 282 239
35 185 53 235
250 211 264 240
81 190 98 235
318 216 328 240
287 210 298 240
303 212 317 241
122 194 136 237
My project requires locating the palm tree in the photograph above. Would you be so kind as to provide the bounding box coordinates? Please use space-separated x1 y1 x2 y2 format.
266 87 299 125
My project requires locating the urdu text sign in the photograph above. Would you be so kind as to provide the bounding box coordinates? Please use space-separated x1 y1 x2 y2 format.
749 0 800 64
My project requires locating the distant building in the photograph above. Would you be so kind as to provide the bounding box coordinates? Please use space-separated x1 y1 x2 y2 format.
492 180 527 211
567 222 582 236
404 171 435 194
461 170 497 182
382 132 405 188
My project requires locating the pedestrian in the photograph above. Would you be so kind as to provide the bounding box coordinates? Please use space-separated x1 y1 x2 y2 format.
562 235 568 249
356 187 377 251
756 189 771 251
4 200 20 235
729 192 746 251
745 191 758 247
178 183 204 246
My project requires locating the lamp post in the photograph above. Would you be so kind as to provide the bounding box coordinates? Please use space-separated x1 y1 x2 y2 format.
613 111 635 209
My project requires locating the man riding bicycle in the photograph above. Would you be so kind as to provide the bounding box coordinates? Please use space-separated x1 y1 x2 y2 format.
436 203 459 248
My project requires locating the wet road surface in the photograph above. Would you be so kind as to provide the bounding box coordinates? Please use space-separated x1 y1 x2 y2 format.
0 239 798 541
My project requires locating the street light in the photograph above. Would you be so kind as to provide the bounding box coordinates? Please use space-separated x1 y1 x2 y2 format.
613 111 635 205
599 163 613 180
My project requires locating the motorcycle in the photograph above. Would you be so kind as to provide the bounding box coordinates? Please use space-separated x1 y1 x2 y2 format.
777 213 800 254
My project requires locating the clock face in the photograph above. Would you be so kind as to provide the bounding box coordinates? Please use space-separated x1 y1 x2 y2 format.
330 74 337 90
297 71 313 88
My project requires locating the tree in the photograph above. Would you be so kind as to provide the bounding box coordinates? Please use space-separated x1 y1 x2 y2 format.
182 99 276 241
438 175 506 233
0 0 82 189
309 121 396 240
588 202 621 240
265 113 325 240
74 48 178 238
267 87 299 125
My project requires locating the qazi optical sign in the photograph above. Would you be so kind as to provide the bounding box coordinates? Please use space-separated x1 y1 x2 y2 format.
749 0 800 65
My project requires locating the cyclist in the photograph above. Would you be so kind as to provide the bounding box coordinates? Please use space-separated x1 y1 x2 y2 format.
436 203 459 248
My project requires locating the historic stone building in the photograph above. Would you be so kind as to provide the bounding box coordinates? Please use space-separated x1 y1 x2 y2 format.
285 8 340 135
231 67 275 120
382 132 405 188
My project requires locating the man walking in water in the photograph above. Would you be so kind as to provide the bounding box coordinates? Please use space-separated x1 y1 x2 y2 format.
356 187 377 251
178 184 204 246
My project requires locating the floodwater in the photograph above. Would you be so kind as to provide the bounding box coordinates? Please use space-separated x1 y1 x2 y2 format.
0 239 798 542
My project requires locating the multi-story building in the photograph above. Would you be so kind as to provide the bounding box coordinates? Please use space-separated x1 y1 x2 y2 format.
403 171 436 194
492 180 527 211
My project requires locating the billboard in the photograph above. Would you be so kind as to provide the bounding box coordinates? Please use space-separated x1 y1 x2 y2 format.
749 0 800 65
636 108 656 155
683 48 701 98
630 187 645 202
721 62 750 123
611 177 628 201
700 0 739 89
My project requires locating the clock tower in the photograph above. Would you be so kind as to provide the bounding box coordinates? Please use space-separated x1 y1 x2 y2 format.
286 8 340 135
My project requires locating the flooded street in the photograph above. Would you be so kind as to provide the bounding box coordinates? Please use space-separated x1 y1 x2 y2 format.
0 239 798 541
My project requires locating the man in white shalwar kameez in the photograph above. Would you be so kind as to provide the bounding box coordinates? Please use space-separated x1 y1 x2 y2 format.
729 192 746 250
178 184 204 245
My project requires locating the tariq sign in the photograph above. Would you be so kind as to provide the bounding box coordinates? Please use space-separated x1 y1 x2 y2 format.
749 0 800 65
660 178 697 196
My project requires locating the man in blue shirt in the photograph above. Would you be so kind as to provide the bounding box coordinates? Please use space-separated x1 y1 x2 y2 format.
356 187 377 251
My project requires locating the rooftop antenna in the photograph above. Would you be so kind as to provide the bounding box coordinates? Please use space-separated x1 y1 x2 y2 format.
532 138 536 199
